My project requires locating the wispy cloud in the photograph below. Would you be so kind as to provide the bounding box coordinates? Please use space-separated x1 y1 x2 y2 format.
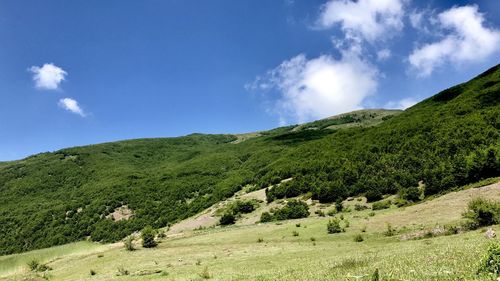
409 5 500 77
29 63 67 90
58 98 85 117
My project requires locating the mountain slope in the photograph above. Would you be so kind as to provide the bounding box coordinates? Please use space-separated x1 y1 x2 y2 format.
0 65 499 255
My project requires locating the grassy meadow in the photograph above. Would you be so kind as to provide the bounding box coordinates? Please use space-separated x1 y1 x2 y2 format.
2 179 499 281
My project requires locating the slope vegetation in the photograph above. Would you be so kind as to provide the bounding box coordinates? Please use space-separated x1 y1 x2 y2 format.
0 65 499 255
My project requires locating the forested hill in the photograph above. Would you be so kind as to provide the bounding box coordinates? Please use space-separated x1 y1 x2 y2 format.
1 65 499 255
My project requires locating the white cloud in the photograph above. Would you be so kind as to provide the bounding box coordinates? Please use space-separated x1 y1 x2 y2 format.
58 98 85 117
318 0 405 42
385 97 418 109
409 5 500 76
29 63 67 90
377 49 392 61
248 52 378 123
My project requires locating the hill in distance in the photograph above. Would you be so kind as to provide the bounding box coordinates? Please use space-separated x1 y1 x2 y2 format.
0 64 499 256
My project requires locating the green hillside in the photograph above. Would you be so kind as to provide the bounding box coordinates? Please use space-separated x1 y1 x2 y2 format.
0 65 499 255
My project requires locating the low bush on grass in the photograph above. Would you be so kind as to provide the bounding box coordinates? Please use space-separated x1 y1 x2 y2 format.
292 230 299 236
478 243 500 275
260 200 309 222
219 212 236 226
141 226 157 248
27 260 39 271
27 260 51 272
354 204 368 211
327 218 344 234
124 236 135 251
463 198 500 229
117 266 129 276
384 223 397 236
199 266 211 279
353 234 364 242
260 211 273 223
398 186 421 202
90 269 96 276
372 200 391 210
275 200 309 220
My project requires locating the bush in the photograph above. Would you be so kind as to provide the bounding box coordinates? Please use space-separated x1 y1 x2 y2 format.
384 223 397 236
478 243 500 275
327 218 343 234
199 266 211 279
327 209 337 216
371 268 380 281
219 212 236 226
90 269 96 276
235 200 257 214
274 200 309 220
28 260 39 271
335 200 344 213
260 212 274 223
372 200 391 210
353 234 364 242
365 189 382 202
399 186 421 202
124 236 135 251
315 210 325 217
463 198 500 228
141 226 157 248
292 230 299 236
117 266 129 276
257 237 264 243
354 204 368 211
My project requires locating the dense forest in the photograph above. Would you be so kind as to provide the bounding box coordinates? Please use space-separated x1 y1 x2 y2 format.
0 65 499 255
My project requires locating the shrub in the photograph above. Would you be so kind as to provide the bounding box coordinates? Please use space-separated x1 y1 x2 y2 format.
219 212 236 226
90 269 96 276
310 237 316 241
141 226 157 248
365 189 382 202
292 230 299 236
335 200 344 213
384 223 397 236
315 210 325 217
478 243 500 275
327 209 337 216
274 200 309 220
260 212 274 223
399 186 421 202
354 204 368 211
199 266 211 279
368 212 375 217
327 218 343 234
235 200 257 214
117 266 129 276
463 198 500 229
354 234 364 242
257 237 264 243
124 236 135 251
371 268 380 281
372 200 391 210
295 223 301 227
28 260 39 271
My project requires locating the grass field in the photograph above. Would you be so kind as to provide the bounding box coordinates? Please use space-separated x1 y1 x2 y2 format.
2 179 500 281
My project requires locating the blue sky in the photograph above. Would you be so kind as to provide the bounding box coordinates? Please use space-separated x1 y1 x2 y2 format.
0 0 499 161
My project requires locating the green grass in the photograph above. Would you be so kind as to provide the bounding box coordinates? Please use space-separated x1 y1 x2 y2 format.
2 180 499 281
0 241 105 276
